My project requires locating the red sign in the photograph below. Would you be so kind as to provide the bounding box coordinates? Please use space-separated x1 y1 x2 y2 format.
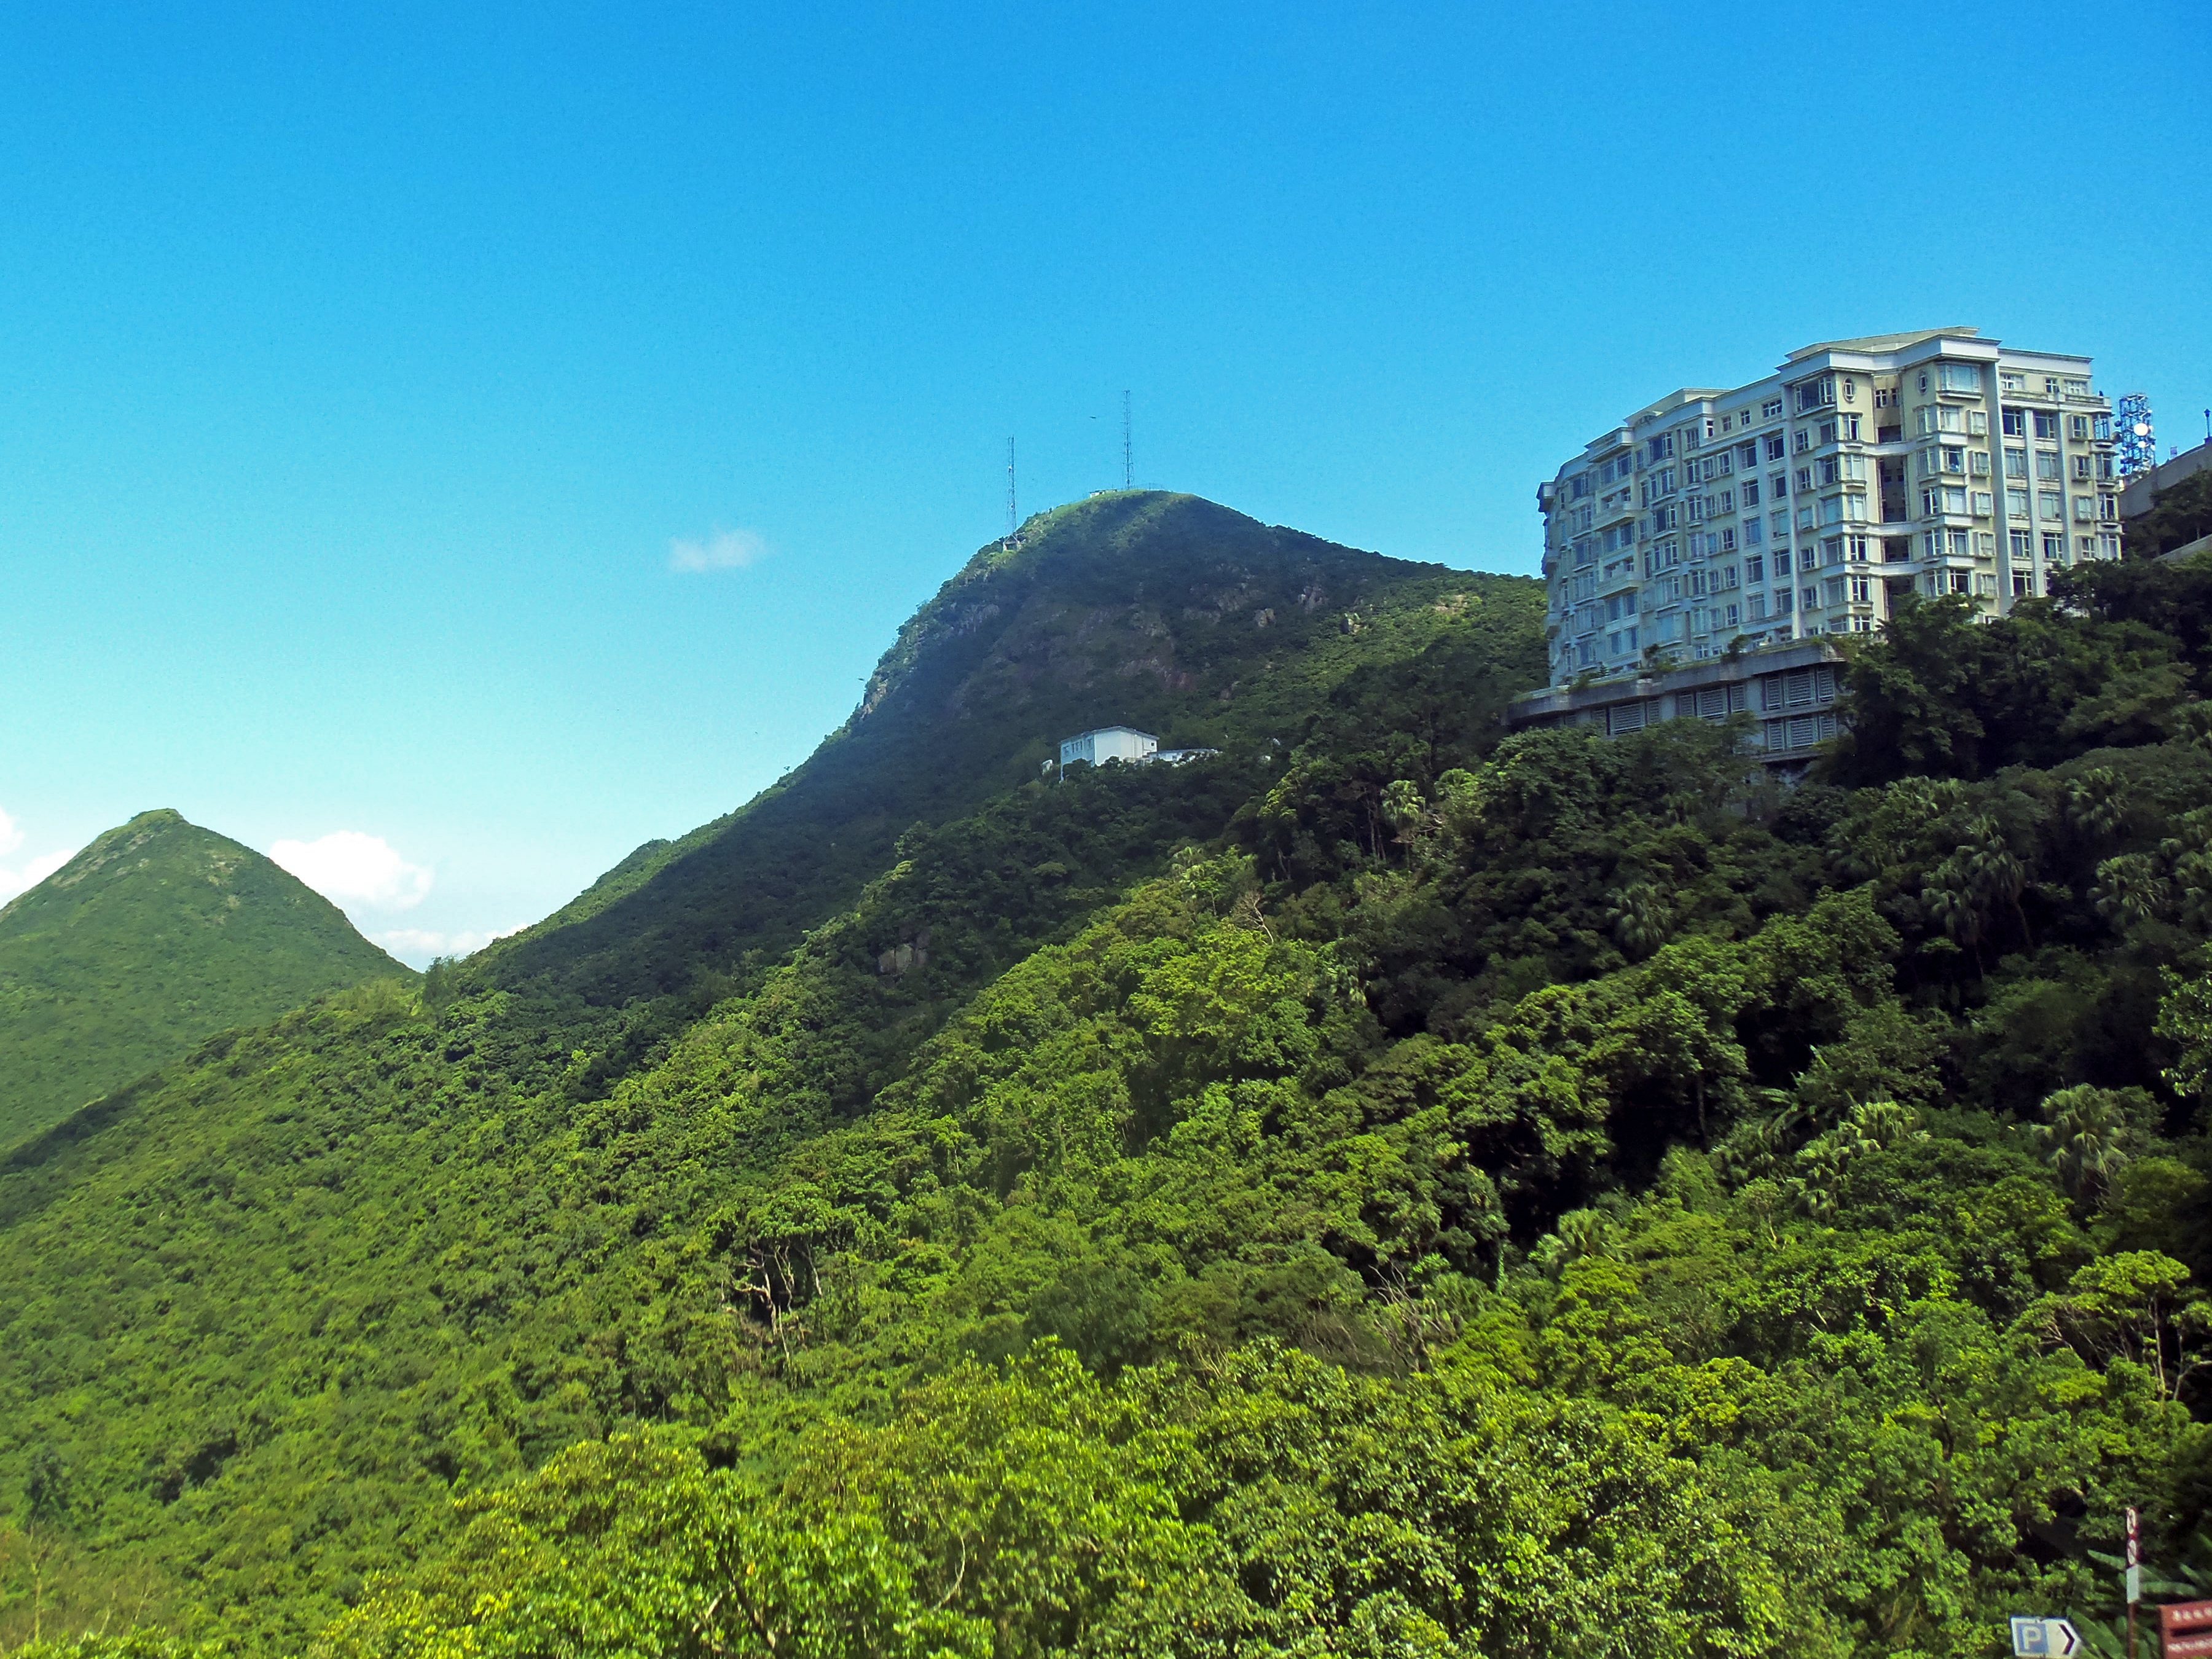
2163 1601 2212 1657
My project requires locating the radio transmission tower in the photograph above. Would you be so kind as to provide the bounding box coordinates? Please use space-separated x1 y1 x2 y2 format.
2117 393 2156 479
1004 437 1018 548
1121 391 1133 490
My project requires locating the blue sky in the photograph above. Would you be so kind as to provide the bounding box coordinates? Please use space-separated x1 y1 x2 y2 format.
2 1 2206 963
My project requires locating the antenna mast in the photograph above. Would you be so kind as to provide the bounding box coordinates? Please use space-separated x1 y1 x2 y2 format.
2116 393 2155 480
1005 437 1018 547
1121 391 1133 490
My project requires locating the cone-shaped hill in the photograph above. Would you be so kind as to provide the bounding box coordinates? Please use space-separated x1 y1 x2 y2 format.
480 490 1540 1020
0 809 408 1146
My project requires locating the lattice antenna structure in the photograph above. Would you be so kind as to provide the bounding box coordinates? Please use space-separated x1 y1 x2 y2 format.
2117 393 2156 480
1122 391 1133 490
1005 437 1018 547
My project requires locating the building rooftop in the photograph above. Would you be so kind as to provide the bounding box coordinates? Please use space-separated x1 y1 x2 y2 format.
1783 326 1978 362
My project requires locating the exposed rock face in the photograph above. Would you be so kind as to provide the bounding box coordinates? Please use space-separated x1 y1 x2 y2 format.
877 928 933 976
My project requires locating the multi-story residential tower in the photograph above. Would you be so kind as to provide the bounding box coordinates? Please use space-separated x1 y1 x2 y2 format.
1535 327 2119 691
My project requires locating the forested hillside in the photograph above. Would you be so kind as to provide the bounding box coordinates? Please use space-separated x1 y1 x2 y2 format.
0 810 407 1148
12 512 2212 1658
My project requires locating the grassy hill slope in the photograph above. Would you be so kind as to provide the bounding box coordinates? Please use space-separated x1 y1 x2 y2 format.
0 501 1546 1650
20 541 2212 1655
0 810 409 1147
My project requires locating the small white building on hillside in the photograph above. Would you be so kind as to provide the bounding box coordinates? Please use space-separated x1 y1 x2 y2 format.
1059 726 1158 767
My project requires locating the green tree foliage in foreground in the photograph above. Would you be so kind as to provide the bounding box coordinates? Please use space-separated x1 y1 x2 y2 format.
0 810 409 1148
23 550 2212 1654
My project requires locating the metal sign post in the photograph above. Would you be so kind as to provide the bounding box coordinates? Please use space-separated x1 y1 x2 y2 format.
2127 1507 2140 1659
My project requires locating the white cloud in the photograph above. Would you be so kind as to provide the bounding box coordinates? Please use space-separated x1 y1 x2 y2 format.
669 525 769 573
0 806 77 903
374 925 519 967
269 831 433 911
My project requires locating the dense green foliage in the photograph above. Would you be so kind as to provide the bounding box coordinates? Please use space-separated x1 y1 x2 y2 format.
0 810 407 1148
17 513 2212 1657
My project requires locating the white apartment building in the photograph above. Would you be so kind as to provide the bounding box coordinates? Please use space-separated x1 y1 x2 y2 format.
1536 327 2120 689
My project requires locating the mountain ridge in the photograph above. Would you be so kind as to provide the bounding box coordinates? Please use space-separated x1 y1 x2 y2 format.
466 490 1536 1077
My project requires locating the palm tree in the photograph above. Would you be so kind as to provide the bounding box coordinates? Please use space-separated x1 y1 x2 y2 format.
2033 1084 2136 1201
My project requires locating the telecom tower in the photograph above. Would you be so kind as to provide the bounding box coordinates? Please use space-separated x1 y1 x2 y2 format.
1004 437 1018 548
2117 393 2156 479
1121 391 1133 490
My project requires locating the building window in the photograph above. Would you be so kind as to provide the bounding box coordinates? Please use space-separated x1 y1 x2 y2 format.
2044 533 2068 562
2000 372 2025 392
2034 411 2058 440
1744 553 1765 584
1742 477 1760 506
1850 575 1873 605
1977 573 1999 596
1938 363 1982 393
1776 588 1792 614
2036 450 2062 480
2004 445 2027 477
1744 517 1763 545
1765 434 1786 462
1972 492 1993 517
2039 492 2064 522
1842 414 1862 439
2069 415 2091 441
2013 570 2036 597
1802 585 1821 611
2002 408 2026 437
2009 530 2032 559
1762 398 1784 420
2007 488 2031 520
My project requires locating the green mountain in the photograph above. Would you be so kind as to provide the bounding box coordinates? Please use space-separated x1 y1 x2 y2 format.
0 809 409 1148
9 498 2212 1658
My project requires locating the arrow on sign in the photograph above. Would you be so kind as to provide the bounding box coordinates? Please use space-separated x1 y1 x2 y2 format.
2009 1616 2082 1656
